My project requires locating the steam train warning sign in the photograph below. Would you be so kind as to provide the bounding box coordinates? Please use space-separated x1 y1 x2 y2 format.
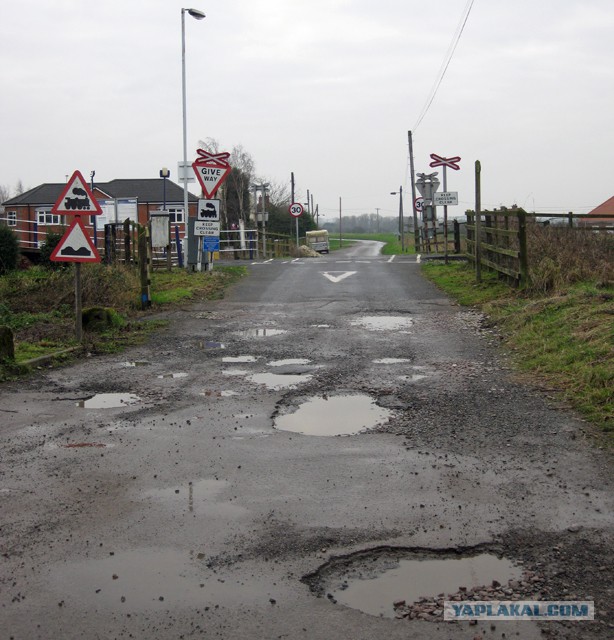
50 217 101 263
52 170 103 216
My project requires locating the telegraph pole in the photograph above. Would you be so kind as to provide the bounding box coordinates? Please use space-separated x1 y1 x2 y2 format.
408 131 419 252
375 208 380 233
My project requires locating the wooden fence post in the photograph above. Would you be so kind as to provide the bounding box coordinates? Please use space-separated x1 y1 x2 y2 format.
138 225 151 309
518 211 528 287
475 160 482 282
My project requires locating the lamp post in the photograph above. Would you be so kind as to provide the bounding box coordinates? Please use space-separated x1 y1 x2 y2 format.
181 7 205 270
159 167 170 210
390 186 404 251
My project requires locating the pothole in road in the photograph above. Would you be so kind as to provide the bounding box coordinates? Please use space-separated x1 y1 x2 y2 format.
248 372 313 390
304 548 523 620
236 328 288 338
351 316 413 332
77 393 141 409
372 358 412 364
274 394 392 436
157 372 188 379
119 361 151 368
267 358 311 367
141 479 247 518
49 548 268 610
222 355 258 363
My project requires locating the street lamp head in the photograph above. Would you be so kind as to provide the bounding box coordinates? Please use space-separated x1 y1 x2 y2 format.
185 8 206 19
160 167 170 178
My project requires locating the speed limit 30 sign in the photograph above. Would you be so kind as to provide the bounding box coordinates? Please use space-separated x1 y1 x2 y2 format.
289 203 304 218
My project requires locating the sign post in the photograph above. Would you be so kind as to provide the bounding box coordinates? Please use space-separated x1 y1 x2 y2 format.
289 203 304 250
191 149 231 271
429 154 461 263
50 171 102 341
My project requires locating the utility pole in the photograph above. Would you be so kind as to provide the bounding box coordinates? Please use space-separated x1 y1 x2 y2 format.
339 197 342 248
375 208 380 233
408 131 420 253
291 172 295 241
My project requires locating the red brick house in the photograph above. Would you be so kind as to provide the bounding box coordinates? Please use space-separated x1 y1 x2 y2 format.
1 178 199 253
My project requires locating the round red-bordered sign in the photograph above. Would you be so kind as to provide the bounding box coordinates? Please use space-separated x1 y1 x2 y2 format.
289 203 304 218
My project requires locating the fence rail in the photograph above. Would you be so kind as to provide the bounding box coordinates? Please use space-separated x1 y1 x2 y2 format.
466 209 613 287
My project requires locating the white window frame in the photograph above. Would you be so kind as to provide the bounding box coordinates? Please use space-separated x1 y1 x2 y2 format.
6 211 17 226
168 207 185 224
36 208 61 226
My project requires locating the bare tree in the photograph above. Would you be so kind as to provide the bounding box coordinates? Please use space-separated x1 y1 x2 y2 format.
0 184 11 204
15 180 25 195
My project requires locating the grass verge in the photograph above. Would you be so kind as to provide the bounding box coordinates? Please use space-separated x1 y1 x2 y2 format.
0 265 247 380
422 262 613 436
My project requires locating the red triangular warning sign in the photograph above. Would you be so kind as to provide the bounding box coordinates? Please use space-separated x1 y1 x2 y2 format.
51 170 103 216
50 218 101 263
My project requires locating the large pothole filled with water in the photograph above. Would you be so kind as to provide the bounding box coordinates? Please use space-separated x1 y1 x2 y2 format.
274 393 393 436
303 547 536 620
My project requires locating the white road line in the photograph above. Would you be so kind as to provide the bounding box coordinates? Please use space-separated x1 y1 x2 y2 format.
416 254 421 263
321 271 357 283
335 260 351 263
388 255 396 262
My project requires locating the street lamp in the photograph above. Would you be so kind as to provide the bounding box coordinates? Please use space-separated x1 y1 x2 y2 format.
181 7 205 270
390 186 404 251
159 167 170 210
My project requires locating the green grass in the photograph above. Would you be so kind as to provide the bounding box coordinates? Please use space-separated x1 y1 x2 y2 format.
422 262 614 434
0 265 247 380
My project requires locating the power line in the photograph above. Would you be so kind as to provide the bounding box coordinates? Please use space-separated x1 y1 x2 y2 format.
412 0 475 132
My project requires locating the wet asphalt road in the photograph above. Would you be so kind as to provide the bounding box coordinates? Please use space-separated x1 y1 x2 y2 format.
1 241 612 639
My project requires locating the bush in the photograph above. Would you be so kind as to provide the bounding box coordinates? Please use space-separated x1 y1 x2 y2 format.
0 225 19 274
40 232 66 269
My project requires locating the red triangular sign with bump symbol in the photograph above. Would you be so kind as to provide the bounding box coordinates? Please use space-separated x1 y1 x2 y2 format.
52 170 103 216
50 218 101 263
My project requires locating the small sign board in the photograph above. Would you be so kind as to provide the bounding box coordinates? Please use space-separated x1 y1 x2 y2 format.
289 203 304 218
203 236 220 252
433 191 459 206
50 217 101 262
52 170 103 216
197 199 221 221
194 220 220 236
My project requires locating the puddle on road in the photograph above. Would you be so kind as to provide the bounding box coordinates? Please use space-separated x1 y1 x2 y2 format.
77 394 141 409
50 547 267 610
311 324 331 328
351 316 413 332
222 355 258 363
399 373 428 382
328 553 522 618
200 389 239 398
274 394 392 436
372 358 412 364
248 372 313 390
236 328 288 338
142 479 247 518
120 361 151 368
157 372 188 379
222 369 248 377
201 341 225 349
267 358 311 367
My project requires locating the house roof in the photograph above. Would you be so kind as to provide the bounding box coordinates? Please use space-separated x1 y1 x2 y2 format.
586 196 614 217
3 178 198 206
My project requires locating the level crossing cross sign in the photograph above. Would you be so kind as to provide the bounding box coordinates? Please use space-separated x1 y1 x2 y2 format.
51 170 103 216
192 149 232 198
429 153 461 171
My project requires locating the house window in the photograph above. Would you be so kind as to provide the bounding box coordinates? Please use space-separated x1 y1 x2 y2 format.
36 208 61 225
6 211 17 226
168 207 184 224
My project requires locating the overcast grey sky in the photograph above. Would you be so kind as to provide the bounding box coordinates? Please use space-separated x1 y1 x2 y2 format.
1 0 613 219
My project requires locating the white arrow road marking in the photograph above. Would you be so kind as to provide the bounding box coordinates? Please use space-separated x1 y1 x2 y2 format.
321 271 357 283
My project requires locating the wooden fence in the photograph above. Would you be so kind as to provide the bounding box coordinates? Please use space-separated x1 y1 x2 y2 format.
466 208 614 287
